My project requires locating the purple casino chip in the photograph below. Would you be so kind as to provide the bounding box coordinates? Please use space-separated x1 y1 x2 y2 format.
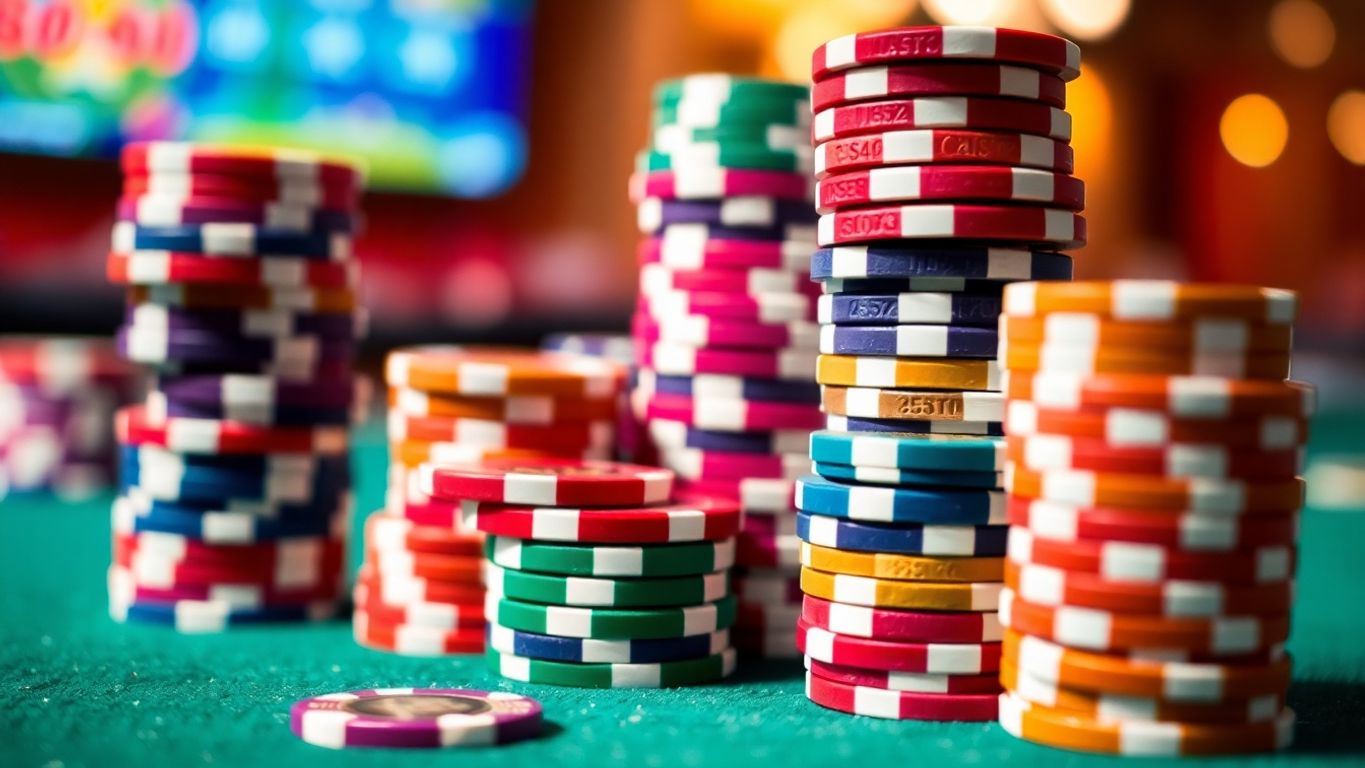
126 304 364 340
637 196 817 233
290 688 544 749
818 324 999 358
639 370 819 403
153 372 355 409
116 325 355 367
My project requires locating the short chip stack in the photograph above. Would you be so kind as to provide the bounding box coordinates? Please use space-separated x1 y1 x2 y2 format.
106 142 364 632
357 346 627 655
0 336 136 499
796 26 1085 720
997 281 1306 755
417 458 741 687
629 74 823 658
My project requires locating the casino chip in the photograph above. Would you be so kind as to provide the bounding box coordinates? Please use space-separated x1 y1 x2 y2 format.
997 280 1302 755
626 73 823 658
106 144 364 629
290 688 543 749
793 24 1091 719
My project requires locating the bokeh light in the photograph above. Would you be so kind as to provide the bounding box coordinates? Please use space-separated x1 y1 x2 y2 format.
1039 0 1131 41
772 5 863 83
922 0 1018 26
1067 67 1113 175
690 0 788 41
842 0 918 27
1268 0 1335 69
1328 90 1365 165
1219 94 1289 168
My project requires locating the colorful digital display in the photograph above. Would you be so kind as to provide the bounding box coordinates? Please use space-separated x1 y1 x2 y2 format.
0 0 535 196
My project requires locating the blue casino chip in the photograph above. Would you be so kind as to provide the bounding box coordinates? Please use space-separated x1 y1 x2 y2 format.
817 292 1004 326
795 511 1008 556
795 474 1006 525
810 245 1073 281
487 623 730 664
818 324 998 358
111 221 350 260
811 461 1002 489
825 414 1005 437
808 430 1005 472
112 493 346 544
643 371 820 403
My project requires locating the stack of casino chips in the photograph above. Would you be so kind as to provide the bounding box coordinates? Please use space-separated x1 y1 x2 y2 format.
997 281 1306 756
0 337 136 499
539 333 643 463
629 74 823 658
106 142 364 632
796 27 1086 720
355 346 626 655
416 459 740 687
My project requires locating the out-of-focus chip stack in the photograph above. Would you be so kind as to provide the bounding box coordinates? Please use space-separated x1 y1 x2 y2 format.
797 27 1086 720
106 142 365 632
0 336 136 499
539 333 643 463
417 458 740 687
358 346 626 655
997 281 1307 756
629 74 823 658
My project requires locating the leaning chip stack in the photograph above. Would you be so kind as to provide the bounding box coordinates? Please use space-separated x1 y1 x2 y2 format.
419 458 740 687
0 336 136 499
106 142 365 632
797 26 1086 721
629 74 823 658
358 346 628 655
996 280 1306 755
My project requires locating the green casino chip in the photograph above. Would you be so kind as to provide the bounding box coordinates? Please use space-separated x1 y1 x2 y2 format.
636 148 812 174
485 594 738 639
652 122 807 153
486 647 737 688
485 535 736 577
653 75 807 107
486 563 731 608
651 99 810 130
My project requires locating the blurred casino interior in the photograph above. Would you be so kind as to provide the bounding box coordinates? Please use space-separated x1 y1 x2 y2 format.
0 0 1361 405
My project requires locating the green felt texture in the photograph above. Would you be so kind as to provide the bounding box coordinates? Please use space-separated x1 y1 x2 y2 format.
4 416 1365 767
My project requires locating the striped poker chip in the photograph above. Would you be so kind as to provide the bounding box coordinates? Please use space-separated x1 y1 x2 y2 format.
820 275 1024 294
796 511 1007 556
812 62 1068 111
457 497 742 544
658 447 808 482
814 128 1074 177
1007 527 1295 584
640 341 816 381
817 354 1001 391
1005 433 1303 480
810 244 1072 281
1004 560 1295 618
386 346 623 399
1003 400 1308 450
812 461 1002 489
638 230 812 271
391 387 617 425
1002 280 1298 324
817 165 1084 213
113 491 349 545
643 392 822 432
817 204 1086 248
289 688 541 749
352 583 485 630
997 692 1294 756
123 177 357 209
822 386 1005 422
352 611 486 656
1000 313 1294 353
488 622 731 664
123 141 363 183
638 369 819 403
731 566 800 606
801 567 1003 612
640 262 819 298
812 27 1082 82
825 413 1004 437
488 647 737 688
637 196 816 233
485 593 738 640
1000 340 1291 380
808 429 1004 472
642 287 815 324
1003 373 1315 418
115 404 349 454
805 657 1003 694
108 564 338 611
119 443 350 506
117 197 356 232
676 477 795 515
127 304 363 343
805 670 999 721
419 458 673 507
1000 588 1290 655
389 412 614 452
116 324 352 370
539 333 634 366
1005 496 1300 551
813 96 1073 142
111 593 337 632
628 168 812 202
111 221 352 260
799 541 1002 583
109 250 359 288
817 291 1003 327
1004 465 1306 514
633 312 819 351
485 535 735 578
796 474 1007 525
797 618 1002 674
128 283 359 314
818 324 998 358
801 594 1002 643
647 418 810 455
486 562 730 608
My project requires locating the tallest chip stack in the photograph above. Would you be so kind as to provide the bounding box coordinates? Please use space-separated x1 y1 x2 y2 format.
629 75 824 657
997 281 1306 755
796 27 1085 721
106 143 365 632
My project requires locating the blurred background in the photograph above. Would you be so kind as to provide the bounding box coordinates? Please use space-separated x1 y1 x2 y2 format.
1 0 1362 405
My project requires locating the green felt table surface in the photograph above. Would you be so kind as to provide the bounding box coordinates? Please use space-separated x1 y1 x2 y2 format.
5 415 1365 767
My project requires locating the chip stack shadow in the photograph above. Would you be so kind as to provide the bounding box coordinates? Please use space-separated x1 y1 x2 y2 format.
997 281 1306 755
797 26 1085 720
106 143 365 632
359 346 627 654
629 74 823 658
